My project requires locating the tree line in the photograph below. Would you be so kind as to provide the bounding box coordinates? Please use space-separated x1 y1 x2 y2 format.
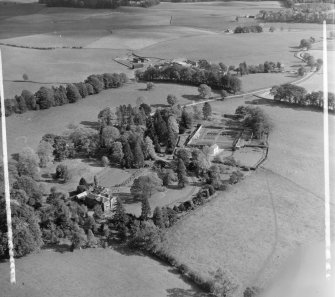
2 72 128 117
270 83 335 110
39 0 160 9
135 61 243 94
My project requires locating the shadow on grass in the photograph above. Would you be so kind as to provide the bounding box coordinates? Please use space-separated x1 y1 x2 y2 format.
152 103 169 108
11 153 19 161
182 94 201 101
118 192 139 204
166 288 211 297
42 243 73 254
80 158 103 168
80 121 100 130
112 244 145 257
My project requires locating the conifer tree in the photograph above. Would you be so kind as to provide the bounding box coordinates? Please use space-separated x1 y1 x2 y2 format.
110 141 124 164
146 117 160 152
133 140 145 168
113 197 127 225
144 136 157 160
166 128 177 154
176 158 188 188
152 207 164 228
122 141 134 168
154 110 168 143
180 109 192 129
141 196 151 220
202 102 212 120
87 229 98 247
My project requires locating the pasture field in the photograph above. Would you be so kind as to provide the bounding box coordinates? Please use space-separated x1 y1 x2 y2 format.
0 46 129 97
0 249 202 297
157 168 328 289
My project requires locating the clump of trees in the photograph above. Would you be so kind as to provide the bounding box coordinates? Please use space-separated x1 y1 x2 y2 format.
3 72 128 117
234 25 263 33
235 106 272 139
270 83 335 110
135 61 242 94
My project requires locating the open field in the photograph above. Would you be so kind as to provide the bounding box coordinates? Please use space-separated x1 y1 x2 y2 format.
0 249 202 297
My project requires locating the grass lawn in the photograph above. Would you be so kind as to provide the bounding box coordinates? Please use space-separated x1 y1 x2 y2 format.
38 159 134 195
122 176 200 217
0 249 203 297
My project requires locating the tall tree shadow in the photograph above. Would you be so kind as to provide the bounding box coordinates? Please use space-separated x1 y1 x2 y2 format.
80 121 100 130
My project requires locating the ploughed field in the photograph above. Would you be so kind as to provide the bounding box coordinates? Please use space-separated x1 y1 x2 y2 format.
0 249 203 297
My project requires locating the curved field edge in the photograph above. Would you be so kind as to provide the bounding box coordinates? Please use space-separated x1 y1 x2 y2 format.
0 248 203 297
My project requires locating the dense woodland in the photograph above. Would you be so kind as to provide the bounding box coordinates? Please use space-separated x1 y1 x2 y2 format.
39 0 160 8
